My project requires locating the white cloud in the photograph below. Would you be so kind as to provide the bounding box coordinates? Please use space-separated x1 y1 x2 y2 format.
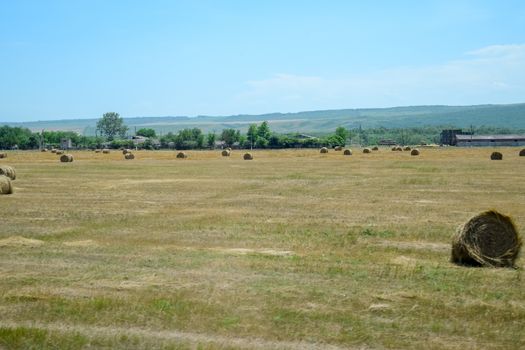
235 44 525 112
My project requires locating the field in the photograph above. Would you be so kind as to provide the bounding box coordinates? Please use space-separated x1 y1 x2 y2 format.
0 148 524 349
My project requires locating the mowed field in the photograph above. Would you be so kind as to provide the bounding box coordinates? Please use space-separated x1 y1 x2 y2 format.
0 148 524 350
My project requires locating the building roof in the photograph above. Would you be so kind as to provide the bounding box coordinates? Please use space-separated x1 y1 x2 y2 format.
456 134 525 141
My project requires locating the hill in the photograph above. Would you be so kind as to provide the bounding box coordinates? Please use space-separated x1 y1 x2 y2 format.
3 103 525 135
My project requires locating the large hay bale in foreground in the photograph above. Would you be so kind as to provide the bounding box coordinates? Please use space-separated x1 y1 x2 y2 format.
0 166 16 180
372 146 379 151
320 147 328 154
363 148 371 153
490 152 503 160
60 154 74 163
243 153 253 160
334 146 343 151
102 149 110 154
451 210 522 267
0 152 7 158
0 175 13 195
404 146 412 151
176 152 187 159
411 149 420 156
124 153 135 160
520 149 525 156
343 149 352 155
221 150 231 157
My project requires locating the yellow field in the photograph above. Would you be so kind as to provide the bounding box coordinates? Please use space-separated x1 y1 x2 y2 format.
0 148 524 349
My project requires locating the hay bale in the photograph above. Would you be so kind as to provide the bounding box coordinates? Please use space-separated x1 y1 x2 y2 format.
334 146 343 151
124 153 135 160
519 149 525 156
490 152 503 160
95 149 101 153
363 148 371 153
41 148 48 152
60 154 74 163
0 166 16 180
51 149 57 153
404 146 412 151
0 175 13 195
320 147 328 154
102 149 110 154
391 146 397 151
396 146 403 151
410 149 420 156
243 153 253 160
122 149 131 155
221 149 231 157
372 146 379 151
343 149 352 155
56 151 63 155
451 210 522 267
176 152 187 159
227 147 232 151
0 152 7 158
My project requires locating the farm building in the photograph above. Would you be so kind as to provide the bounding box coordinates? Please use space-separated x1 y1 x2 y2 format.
379 139 397 146
440 129 473 146
456 134 525 147
60 138 72 149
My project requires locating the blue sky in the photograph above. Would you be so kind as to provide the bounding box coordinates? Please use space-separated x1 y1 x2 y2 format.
1 0 524 122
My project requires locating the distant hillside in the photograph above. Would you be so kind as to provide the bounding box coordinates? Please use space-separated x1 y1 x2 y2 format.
3 103 525 135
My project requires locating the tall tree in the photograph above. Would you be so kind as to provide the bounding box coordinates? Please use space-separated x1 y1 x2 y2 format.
206 133 216 148
257 121 271 139
335 126 348 143
96 112 128 140
136 128 156 138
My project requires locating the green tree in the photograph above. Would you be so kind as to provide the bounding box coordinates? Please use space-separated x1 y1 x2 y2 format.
247 124 258 147
206 133 216 148
221 128 240 147
136 128 156 138
257 121 271 139
96 112 128 140
335 127 348 143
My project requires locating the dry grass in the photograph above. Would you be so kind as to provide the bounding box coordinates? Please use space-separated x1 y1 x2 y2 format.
0 148 524 349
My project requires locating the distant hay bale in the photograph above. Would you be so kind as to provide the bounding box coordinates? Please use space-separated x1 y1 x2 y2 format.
410 149 420 156
124 153 135 160
404 146 412 151
95 149 101 153
0 152 7 158
372 146 379 151
490 152 503 160
391 146 397 151
396 146 403 151
520 149 525 156
320 147 328 154
60 154 74 163
102 149 110 154
0 175 13 195
122 149 131 154
51 149 57 153
227 147 232 151
243 153 253 160
56 151 63 155
334 146 343 151
41 148 48 152
343 149 352 155
221 150 231 157
363 148 371 153
176 152 187 159
451 210 522 267
0 166 16 180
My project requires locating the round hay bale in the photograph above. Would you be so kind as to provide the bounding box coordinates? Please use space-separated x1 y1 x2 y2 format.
41 148 48 152
122 149 131 155
102 149 110 154
519 148 525 156
0 175 13 195
490 152 503 160
95 149 101 153
0 166 16 180
410 149 420 156
334 146 343 151
391 146 397 151
51 149 57 154
124 153 135 160
0 152 7 158
221 149 231 157
372 146 379 151
343 149 352 155
451 210 522 267
243 153 253 160
60 154 74 163
363 148 371 153
176 152 187 159
227 147 232 151
404 146 412 151
56 151 63 155
396 146 403 151
320 147 328 154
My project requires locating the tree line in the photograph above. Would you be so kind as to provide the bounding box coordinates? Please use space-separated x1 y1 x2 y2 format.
1 112 523 150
